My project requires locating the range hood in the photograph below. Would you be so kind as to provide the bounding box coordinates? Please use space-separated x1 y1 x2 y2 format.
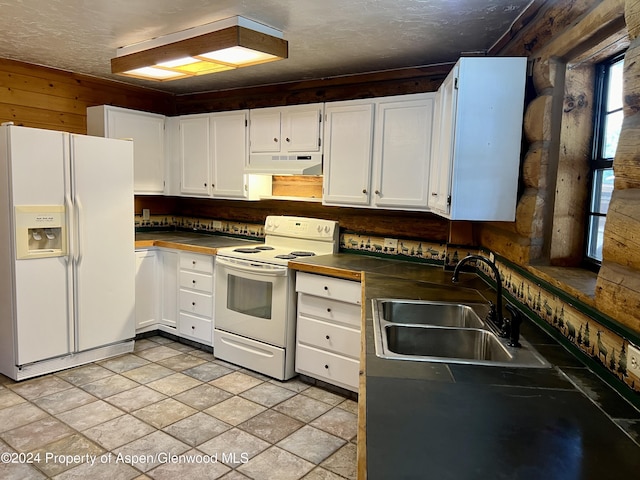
246 153 322 175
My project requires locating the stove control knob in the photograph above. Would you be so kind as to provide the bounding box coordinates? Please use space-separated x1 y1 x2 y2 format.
324 225 331 234
316 225 323 233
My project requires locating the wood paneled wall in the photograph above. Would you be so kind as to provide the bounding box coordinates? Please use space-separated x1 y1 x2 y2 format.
136 195 451 242
0 58 173 133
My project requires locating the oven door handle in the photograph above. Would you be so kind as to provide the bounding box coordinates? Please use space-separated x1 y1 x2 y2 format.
216 256 289 276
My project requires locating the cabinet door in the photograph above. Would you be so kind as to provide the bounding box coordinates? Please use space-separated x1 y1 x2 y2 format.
249 109 282 153
94 107 165 195
373 95 435 209
211 111 248 199
179 115 210 196
135 250 158 330
160 250 178 328
284 105 323 153
322 102 374 206
428 68 457 215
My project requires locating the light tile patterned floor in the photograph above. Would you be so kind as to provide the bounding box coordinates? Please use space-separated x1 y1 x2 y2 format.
0 336 357 480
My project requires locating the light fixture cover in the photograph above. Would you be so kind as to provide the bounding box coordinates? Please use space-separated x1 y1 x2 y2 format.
112 16 288 81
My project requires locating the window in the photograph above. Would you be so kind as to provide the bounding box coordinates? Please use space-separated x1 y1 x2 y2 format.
586 53 624 265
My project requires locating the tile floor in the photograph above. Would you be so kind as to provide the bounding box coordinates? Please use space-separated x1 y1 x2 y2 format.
0 336 357 480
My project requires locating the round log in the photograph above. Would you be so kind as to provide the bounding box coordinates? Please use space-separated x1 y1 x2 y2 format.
524 95 553 143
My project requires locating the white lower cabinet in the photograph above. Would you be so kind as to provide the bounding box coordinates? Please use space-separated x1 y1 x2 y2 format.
159 250 178 329
295 272 361 392
135 250 158 330
177 252 214 345
134 248 213 346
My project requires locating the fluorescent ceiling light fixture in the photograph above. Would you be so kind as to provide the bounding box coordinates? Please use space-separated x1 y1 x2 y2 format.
111 16 288 81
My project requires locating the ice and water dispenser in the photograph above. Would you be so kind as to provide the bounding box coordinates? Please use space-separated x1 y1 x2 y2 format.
15 206 67 259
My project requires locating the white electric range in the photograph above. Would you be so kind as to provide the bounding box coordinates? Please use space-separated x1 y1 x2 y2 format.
214 216 339 380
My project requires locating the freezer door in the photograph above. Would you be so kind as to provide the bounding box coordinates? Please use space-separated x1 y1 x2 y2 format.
71 134 135 351
6 126 72 364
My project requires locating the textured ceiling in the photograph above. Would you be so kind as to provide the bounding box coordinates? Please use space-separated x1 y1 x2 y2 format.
0 0 533 94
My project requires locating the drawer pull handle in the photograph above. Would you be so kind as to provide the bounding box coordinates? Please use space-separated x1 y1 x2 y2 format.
325 335 330 340
324 364 329 369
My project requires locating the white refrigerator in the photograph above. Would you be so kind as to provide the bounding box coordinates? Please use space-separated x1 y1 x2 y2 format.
0 124 135 380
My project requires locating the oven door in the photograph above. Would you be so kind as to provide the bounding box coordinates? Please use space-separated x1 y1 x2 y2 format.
215 256 289 347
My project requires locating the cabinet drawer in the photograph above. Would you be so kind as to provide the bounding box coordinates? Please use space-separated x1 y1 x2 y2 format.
179 270 213 293
297 294 361 328
296 272 361 305
180 253 214 274
295 344 359 392
179 313 212 344
297 315 360 358
179 289 213 318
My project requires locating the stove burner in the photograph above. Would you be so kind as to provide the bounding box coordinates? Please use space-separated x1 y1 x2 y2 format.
233 248 261 254
290 251 316 257
254 246 275 250
275 254 297 260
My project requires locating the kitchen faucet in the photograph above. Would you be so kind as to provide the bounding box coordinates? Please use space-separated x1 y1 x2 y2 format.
451 255 521 347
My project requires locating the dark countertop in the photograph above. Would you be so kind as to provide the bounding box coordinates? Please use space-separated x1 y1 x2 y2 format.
288 255 640 480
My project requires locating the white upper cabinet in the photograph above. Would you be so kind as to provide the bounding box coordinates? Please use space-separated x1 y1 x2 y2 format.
177 111 272 200
87 105 165 195
428 57 527 221
322 93 435 211
372 96 434 209
249 104 323 154
210 111 250 199
322 100 375 205
179 114 211 196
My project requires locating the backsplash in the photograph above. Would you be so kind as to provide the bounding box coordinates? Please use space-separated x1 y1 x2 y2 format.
476 254 640 398
136 214 640 398
135 215 265 238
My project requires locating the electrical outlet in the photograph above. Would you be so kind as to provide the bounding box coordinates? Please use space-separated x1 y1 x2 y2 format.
629 343 640 377
142 209 150 221
384 238 398 251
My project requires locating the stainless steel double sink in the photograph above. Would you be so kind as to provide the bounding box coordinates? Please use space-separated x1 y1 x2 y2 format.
372 299 550 368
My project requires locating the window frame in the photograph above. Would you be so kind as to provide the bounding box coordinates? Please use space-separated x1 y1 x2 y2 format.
583 51 625 271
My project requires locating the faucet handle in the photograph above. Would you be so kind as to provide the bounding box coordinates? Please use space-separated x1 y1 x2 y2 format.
505 304 522 348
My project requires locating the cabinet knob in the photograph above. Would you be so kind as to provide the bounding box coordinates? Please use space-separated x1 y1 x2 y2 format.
323 286 328 291
192 280 196 284
192 261 196 265
431 192 438 196
285 137 290 142
324 364 329 369
326 308 331 313
192 302 196 306
204 183 207 187
325 335 330 340
362 189 367 194
212 183 215 188
191 325 195 330
273 137 278 142
374 190 380 195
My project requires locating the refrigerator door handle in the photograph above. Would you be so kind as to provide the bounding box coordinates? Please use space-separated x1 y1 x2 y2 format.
75 196 83 265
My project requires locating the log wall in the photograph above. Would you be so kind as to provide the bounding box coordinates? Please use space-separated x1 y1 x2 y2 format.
595 0 640 331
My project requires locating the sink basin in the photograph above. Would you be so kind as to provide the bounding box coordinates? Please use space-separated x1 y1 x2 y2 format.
372 298 551 368
376 299 488 328
385 325 511 362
